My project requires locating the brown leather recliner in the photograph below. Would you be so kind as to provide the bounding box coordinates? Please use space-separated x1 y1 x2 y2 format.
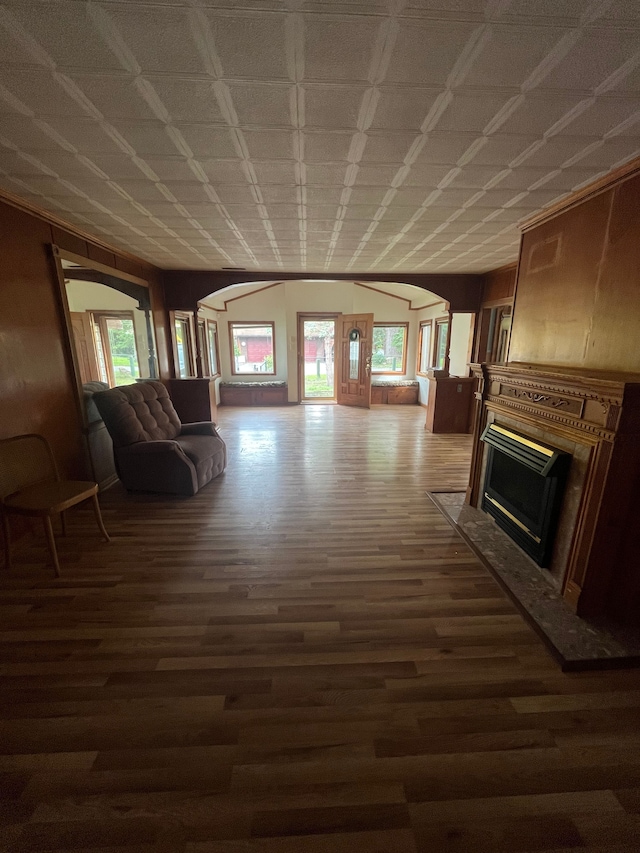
93 381 226 496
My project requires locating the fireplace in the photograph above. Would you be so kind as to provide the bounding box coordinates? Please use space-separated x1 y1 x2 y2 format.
480 423 570 566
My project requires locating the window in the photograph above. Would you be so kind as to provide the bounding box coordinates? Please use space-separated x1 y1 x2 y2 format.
207 320 220 376
172 311 195 378
91 311 140 387
371 324 408 374
196 318 219 377
434 318 449 370
417 320 432 374
230 322 275 375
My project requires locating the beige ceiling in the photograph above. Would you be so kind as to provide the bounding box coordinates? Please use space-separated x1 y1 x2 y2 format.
0 1 639 274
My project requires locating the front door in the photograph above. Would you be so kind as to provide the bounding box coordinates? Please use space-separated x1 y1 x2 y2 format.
336 313 373 408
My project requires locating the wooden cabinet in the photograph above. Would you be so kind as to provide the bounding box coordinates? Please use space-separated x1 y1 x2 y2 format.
371 383 419 405
219 384 288 406
425 373 474 433
168 378 218 423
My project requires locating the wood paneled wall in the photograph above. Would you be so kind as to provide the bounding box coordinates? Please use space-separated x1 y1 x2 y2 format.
0 196 169 481
509 169 640 373
481 262 517 304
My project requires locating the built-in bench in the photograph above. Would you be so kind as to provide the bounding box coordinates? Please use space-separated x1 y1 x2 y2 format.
371 379 419 405
219 381 288 406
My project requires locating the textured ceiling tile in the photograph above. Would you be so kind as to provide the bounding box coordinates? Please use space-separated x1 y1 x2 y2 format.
104 7 207 74
469 25 568 88
0 69 91 118
170 125 238 159
67 75 159 121
205 11 288 79
543 30 640 91
438 92 524 134
1 0 639 273
304 85 367 129
369 88 443 132
250 161 297 184
109 122 181 156
145 79 226 124
562 99 640 138
355 164 406 186
415 133 490 165
305 163 349 184
229 82 292 126
2 0 125 70
19 116 119 153
360 133 422 164
498 94 594 136
303 132 353 162
386 20 480 85
304 16 379 82
242 129 294 160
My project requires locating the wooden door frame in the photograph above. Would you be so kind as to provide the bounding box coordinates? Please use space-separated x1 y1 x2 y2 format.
297 312 339 403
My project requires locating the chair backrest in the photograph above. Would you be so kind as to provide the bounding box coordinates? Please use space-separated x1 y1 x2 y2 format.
0 434 58 501
93 381 182 448
83 381 110 425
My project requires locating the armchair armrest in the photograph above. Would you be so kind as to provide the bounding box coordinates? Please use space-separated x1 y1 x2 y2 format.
120 440 183 454
180 421 219 437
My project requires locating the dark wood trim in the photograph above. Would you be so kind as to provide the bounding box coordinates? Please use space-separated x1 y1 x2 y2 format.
416 319 433 377
58 248 148 288
354 281 412 309
163 271 484 314
228 320 277 377
2 188 158 272
170 311 197 379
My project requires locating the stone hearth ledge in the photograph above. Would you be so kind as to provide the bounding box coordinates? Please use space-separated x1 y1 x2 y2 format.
428 491 640 671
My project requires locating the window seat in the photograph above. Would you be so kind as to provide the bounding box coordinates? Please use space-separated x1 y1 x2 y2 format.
219 381 288 406
371 379 419 405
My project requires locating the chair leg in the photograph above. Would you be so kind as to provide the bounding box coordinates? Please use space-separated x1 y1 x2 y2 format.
60 510 67 536
43 516 61 578
1 509 10 571
91 494 110 543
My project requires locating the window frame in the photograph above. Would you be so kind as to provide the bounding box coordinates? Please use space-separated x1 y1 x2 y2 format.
91 310 141 388
206 319 220 378
229 321 276 376
171 310 197 379
433 316 450 371
416 320 433 376
371 322 409 376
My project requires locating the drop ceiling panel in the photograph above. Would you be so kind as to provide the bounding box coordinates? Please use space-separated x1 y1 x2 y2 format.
0 0 638 272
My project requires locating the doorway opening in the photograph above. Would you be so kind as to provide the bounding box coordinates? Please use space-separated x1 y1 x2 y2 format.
298 315 337 402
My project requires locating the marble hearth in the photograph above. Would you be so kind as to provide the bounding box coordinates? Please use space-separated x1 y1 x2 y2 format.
466 362 640 628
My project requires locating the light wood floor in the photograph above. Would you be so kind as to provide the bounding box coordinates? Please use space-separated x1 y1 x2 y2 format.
2 405 640 852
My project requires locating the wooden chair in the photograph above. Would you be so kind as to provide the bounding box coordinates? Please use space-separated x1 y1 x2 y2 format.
0 434 110 577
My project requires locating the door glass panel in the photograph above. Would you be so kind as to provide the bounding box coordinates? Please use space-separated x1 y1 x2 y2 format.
104 316 140 386
349 329 360 380
302 319 335 399
207 323 219 375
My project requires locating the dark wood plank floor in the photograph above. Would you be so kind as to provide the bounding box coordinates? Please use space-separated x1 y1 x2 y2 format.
2 405 640 852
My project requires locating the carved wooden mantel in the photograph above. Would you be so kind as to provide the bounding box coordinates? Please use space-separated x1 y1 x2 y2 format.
466 362 640 626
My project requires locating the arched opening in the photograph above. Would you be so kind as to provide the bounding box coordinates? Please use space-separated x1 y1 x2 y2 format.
170 279 476 417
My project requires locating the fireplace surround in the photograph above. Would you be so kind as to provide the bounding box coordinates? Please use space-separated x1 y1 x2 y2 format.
467 362 640 627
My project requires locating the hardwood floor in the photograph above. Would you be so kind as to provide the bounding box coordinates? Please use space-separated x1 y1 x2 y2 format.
2 405 640 852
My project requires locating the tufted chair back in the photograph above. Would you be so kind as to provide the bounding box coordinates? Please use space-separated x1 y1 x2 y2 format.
93 381 182 447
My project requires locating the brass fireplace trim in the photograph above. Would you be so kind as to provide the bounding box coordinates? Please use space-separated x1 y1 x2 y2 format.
485 494 542 543
490 424 554 457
